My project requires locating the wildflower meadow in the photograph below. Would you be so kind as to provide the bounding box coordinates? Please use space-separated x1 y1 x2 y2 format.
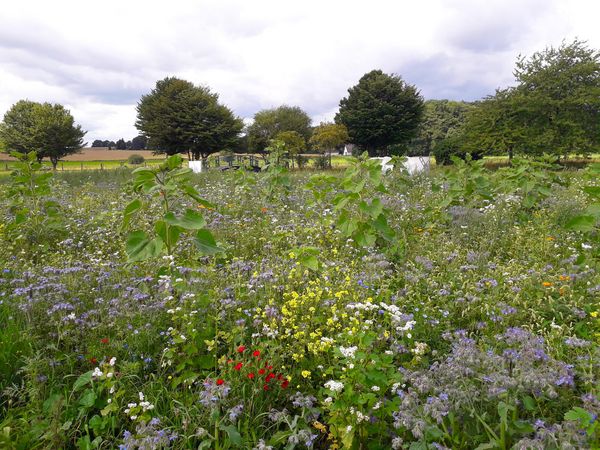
0 153 598 450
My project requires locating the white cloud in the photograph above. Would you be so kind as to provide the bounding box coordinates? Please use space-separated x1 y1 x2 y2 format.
0 0 599 141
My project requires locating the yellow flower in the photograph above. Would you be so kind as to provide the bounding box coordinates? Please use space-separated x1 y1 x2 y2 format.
313 421 327 432
591 311 598 318
542 281 553 287
301 370 311 378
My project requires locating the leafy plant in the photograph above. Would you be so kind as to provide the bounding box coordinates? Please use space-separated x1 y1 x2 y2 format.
5 151 64 247
333 153 399 251
567 163 600 236
123 154 222 263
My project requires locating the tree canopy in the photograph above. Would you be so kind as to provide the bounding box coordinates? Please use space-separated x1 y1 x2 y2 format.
408 100 473 156
335 70 424 157
0 100 86 168
136 77 243 161
275 131 305 157
246 105 312 153
309 122 349 153
460 39 600 159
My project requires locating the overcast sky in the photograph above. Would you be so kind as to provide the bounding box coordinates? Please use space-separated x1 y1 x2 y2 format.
1 0 598 142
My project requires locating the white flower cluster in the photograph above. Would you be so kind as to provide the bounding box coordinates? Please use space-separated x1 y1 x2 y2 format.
411 342 428 356
347 301 416 335
324 380 344 392
339 345 358 359
91 357 116 379
349 406 368 423
124 392 154 421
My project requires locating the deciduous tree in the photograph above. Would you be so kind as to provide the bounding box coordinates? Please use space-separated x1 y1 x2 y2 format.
0 100 86 169
136 77 243 162
247 105 311 153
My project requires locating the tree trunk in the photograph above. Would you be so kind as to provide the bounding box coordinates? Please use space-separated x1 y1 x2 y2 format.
51 157 58 170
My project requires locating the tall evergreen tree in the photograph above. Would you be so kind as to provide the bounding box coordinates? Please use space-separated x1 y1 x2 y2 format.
335 70 424 156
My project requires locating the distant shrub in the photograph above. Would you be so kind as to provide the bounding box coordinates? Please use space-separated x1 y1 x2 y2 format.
295 154 308 169
128 154 145 165
314 154 330 170
433 136 482 165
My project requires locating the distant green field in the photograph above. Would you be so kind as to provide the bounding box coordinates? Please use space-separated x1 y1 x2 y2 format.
0 159 164 173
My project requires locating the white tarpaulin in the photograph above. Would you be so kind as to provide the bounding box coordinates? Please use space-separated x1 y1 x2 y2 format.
189 161 203 173
370 156 430 174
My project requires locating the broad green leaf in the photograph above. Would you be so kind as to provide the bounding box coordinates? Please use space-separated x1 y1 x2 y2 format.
126 231 163 261
372 214 395 241
585 204 600 218
122 199 142 229
164 209 206 230
218 424 242 446
522 395 536 411
565 407 592 423
566 215 596 232
583 186 600 199
78 389 97 408
300 255 319 271
72 371 93 392
194 229 222 255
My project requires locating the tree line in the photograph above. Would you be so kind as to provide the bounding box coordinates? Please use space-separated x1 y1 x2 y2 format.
91 135 148 151
1 39 598 167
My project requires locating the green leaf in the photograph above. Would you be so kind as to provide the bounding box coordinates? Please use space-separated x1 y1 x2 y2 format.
218 424 242 446
372 213 395 241
122 199 142 229
164 209 206 230
72 371 93 392
126 231 163 261
78 389 97 408
43 393 63 413
522 395 536 411
583 186 600 198
585 204 600 218
166 154 183 170
566 215 596 232
565 407 592 423
299 254 319 271
194 229 222 255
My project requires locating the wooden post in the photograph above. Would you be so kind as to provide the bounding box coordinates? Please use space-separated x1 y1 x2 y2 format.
101 163 104 170
61 163 64 171
81 162 83 171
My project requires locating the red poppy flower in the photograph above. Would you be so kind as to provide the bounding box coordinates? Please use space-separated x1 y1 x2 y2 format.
267 365 273 370
281 380 289 389
258 368 266 375
100 338 109 344
237 345 246 353
234 363 243 371
263 384 269 391
266 373 276 382
89 357 97 364
277 374 283 381
252 350 261 357
216 379 224 385
247 372 255 379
